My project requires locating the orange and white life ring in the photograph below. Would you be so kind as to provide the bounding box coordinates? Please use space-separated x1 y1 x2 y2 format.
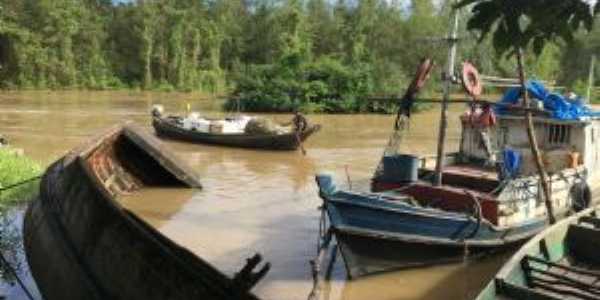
461 62 483 98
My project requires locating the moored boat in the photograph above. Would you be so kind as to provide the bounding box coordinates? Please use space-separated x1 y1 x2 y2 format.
24 123 269 300
313 40 600 278
316 80 600 278
476 206 600 300
151 107 320 151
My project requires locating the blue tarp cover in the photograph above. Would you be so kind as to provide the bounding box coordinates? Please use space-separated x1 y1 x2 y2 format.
502 148 521 179
497 80 600 120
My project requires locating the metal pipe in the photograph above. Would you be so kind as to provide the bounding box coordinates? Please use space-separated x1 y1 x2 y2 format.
434 3 460 186
587 55 596 104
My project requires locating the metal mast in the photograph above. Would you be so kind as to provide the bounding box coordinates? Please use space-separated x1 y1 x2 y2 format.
587 55 596 103
434 4 460 186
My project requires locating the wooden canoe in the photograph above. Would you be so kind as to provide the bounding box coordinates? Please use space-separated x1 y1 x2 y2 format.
152 116 320 150
476 206 600 300
24 123 268 300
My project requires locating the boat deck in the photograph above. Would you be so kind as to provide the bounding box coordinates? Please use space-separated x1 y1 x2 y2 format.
523 255 600 299
413 162 500 194
441 164 499 182
519 221 600 300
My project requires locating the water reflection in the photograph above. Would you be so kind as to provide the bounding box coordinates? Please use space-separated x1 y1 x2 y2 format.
0 91 507 300
0 208 41 300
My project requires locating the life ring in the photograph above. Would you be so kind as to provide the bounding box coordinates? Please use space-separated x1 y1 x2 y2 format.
461 62 483 98
570 182 591 212
408 58 435 94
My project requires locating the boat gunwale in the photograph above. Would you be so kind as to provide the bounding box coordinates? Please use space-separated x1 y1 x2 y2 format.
324 191 549 233
494 207 597 281
331 221 543 247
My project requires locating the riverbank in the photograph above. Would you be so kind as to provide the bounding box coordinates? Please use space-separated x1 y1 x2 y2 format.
0 148 40 296
0 149 40 211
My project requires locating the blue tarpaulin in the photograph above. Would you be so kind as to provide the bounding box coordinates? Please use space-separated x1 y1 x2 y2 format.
502 148 521 179
497 80 600 120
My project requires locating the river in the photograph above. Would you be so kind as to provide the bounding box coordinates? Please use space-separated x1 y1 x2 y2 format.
0 91 511 300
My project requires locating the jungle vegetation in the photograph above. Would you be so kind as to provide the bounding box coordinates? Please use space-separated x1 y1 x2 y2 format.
0 0 597 112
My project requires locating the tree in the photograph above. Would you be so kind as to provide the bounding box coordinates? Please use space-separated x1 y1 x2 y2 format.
458 0 599 224
457 0 598 55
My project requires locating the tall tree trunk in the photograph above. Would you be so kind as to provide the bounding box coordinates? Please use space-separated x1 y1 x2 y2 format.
143 24 153 89
516 47 556 224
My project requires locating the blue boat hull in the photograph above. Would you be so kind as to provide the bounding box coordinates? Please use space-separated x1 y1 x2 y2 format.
335 231 522 278
316 174 547 278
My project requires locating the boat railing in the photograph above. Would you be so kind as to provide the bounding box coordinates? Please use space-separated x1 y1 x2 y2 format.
520 254 600 299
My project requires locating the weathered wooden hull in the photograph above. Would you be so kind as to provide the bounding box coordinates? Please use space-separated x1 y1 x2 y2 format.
152 116 320 150
316 174 548 278
334 231 523 279
330 196 543 278
476 206 600 300
24 123 263 300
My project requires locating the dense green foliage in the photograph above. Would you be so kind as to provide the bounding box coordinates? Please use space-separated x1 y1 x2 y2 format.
457 0 599 55
458 0 599 101
0 0 597 111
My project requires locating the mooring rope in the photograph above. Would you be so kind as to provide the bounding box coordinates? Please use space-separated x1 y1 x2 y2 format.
0 175 42 193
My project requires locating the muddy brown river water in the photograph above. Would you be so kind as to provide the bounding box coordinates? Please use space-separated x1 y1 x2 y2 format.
0 91 513 300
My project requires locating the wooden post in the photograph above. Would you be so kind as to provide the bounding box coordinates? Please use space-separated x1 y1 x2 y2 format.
587 55 596 104
516 48 556 224
434 4 459 186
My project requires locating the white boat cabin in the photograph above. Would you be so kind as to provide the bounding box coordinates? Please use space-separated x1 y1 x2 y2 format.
462 112 600 226
411 111 600 228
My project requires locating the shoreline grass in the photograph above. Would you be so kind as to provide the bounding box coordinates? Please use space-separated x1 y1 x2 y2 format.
0 149 41 213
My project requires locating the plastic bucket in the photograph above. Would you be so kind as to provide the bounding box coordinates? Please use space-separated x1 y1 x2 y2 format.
380 154 419 183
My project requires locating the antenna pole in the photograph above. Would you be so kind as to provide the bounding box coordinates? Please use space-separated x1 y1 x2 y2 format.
587 55 596 103
434 4 459 186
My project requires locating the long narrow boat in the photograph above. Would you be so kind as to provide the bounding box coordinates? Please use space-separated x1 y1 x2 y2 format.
476 206 600 300
152 115 320 151
24 123 268 300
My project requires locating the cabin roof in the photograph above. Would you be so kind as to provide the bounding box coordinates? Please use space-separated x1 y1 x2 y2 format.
496 114 595 126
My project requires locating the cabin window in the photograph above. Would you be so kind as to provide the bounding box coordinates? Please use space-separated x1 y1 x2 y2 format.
546 124 571 145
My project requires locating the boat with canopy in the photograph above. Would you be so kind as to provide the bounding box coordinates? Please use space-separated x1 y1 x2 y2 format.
313 7 600 279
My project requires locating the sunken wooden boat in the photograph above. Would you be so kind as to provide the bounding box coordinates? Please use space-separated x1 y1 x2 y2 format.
152 115 320 151
24 123 269 300
476 206 600 300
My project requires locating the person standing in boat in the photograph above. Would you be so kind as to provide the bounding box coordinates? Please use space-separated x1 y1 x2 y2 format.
290 111 308 132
